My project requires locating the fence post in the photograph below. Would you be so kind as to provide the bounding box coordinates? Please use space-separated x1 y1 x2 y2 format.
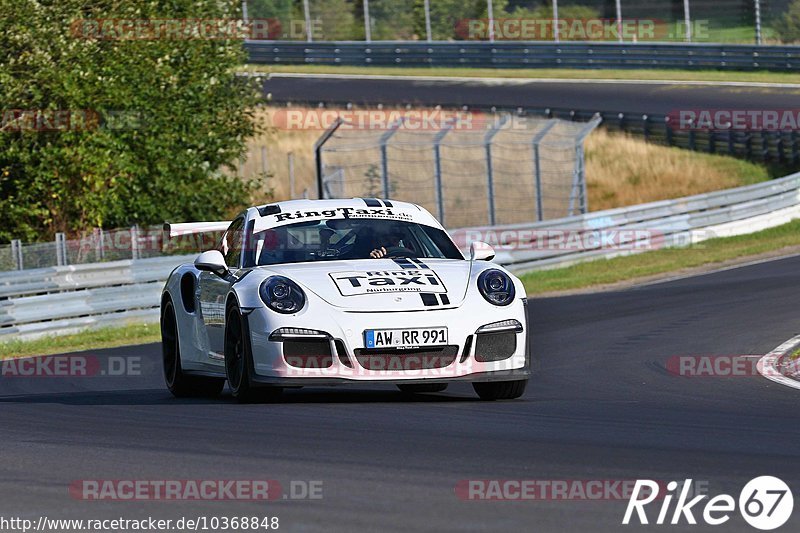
683 0 692 42
55 232 67 266
260 146 268 174
423 0 432 41
484 115 508 226
432 122 454 225
532 120 558 221
363 0 372 42
314 117 344 198
754 0 763 45
570 114 603 216
487 0 495 42
615 0 623 43
11 239 22 270
553 0 560 42
288 152 296 199
379 118 404 199
303 0 312 42
131 225 140 260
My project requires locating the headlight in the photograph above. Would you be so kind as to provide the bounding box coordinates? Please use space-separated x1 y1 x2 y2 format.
259 276 306 314
477 269 515 306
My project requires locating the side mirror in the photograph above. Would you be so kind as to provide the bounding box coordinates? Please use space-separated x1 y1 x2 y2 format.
470 241 496 261
194 250 228 277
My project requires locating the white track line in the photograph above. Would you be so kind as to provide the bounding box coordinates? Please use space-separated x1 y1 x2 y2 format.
266 72 800 89
757 335 800 391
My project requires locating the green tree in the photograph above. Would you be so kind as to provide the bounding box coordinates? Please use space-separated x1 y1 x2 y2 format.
774 0 800 43
0 0 264 242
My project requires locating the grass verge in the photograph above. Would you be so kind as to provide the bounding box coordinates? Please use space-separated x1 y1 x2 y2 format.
0 323 160 360
249 64 800 85
521 219 800 295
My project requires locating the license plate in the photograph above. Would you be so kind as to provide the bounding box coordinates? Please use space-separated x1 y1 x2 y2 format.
364 327 448 349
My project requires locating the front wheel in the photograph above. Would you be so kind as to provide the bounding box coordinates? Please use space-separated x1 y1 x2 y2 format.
472 380 527 401
225 305 282 403
161 300 224 397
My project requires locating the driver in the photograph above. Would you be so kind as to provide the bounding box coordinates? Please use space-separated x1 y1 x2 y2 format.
369 228 411 258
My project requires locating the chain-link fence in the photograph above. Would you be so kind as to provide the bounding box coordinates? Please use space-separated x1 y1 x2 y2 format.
245 0 799 44
0 226 221 272
317 113 601 229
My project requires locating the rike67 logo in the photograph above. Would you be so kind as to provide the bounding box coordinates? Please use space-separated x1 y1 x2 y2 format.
623 477 793 530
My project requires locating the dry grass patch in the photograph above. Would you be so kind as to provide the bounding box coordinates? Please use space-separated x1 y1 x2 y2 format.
585 130 769 211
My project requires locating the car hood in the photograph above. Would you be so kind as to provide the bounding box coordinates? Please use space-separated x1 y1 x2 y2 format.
262 259 471 311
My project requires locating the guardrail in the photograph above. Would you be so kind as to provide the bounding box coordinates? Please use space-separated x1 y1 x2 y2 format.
246 41 800 72
0 255 192 340
452 171 800 272
2 173 799 341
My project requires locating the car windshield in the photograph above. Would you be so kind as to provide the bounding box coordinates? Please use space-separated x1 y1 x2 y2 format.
244 218 463 267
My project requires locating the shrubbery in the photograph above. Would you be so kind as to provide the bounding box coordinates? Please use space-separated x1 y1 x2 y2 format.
0 0 265 242
774 0 800 43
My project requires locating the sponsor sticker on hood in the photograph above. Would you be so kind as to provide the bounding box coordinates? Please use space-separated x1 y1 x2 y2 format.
329 268 447 296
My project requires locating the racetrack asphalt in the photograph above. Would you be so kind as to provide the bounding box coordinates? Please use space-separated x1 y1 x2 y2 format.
262 74 800 115
2 254 800 532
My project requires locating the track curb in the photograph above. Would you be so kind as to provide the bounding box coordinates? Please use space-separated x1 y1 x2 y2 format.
757 335 800 390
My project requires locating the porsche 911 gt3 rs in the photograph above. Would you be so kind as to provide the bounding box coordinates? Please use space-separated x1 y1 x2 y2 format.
161 198 530 402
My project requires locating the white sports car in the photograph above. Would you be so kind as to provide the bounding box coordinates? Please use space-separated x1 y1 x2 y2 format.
161 198 530 402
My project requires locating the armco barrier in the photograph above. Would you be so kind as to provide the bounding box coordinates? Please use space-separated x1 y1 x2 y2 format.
451 171 800 272
1 172 799 340
0 255 193 340
246 41 800 72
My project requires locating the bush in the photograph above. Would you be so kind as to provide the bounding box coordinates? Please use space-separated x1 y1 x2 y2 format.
0 0 265 242
774 0 800 43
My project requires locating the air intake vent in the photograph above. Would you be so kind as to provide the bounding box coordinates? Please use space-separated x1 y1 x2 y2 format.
354 346 458 371
475 332 516 362
283 339 333 369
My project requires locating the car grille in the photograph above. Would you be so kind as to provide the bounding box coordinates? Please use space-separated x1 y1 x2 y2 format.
474 332 516 362
353 346 459 371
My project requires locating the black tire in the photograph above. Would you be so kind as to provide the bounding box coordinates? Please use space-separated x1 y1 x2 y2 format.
397 383 448 394
224 305 283 404
161 299 225 398
472 379 527 401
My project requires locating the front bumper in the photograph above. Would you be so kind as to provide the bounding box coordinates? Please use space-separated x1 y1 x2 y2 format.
242 298 530 384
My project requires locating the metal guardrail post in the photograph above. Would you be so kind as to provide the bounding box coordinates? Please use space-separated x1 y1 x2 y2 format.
432 121 453 225
11 239 23 270
484 115 509 226
379 118 404 199
531 120 557 221
55 233 67 266
314 117 344 199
